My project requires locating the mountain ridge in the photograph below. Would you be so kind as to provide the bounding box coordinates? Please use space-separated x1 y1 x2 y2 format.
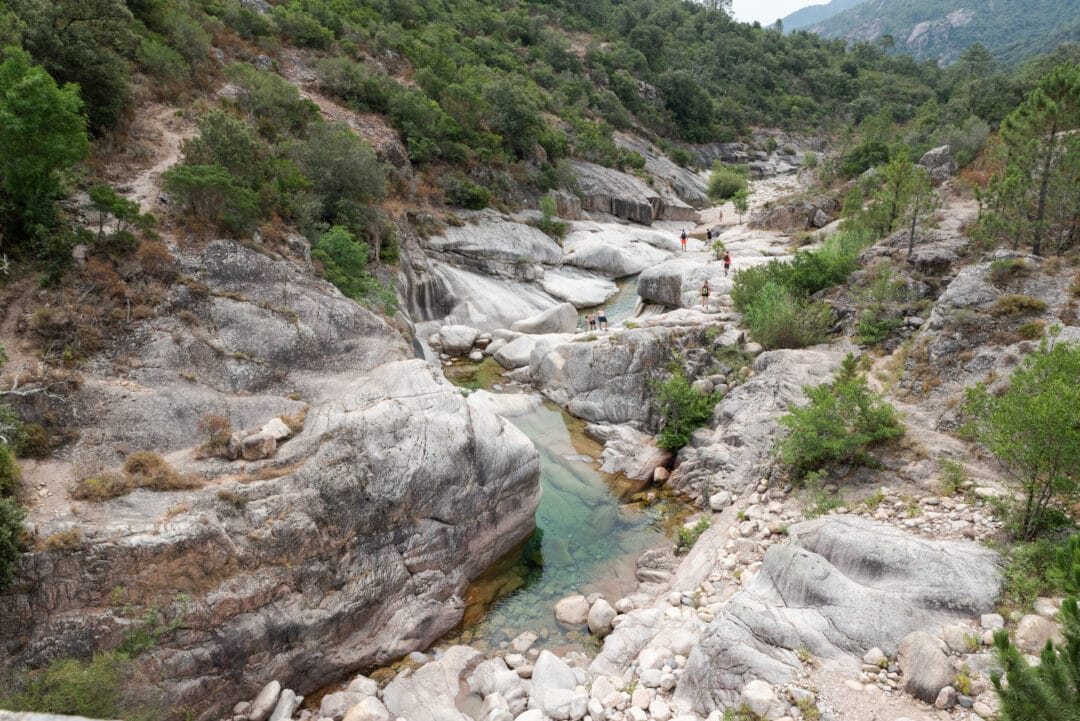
781 0 870 32
801 0 1080 64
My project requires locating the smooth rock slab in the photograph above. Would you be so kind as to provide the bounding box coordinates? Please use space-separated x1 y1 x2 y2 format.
554 595 591 625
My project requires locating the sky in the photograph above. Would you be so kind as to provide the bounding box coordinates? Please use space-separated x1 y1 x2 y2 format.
730 0 818 25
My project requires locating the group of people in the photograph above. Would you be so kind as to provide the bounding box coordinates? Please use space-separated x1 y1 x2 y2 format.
582 308 607 331
681 228 733 276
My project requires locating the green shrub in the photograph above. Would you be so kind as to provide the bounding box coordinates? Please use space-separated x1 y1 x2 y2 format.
1017 321 1046 340
1054 534 1080 596
991 295 1048 318
855 310 903 345
991 595 1080 721
312 225 375 300
676 518 710 555
137 36 189 87
71 473 133 502
0 651 156 720
182 109 264 187
804 151 818 168
0 444 22 497
988 258 1031 285
317 56 393 113
963 335 1080 540
707 161 748 202
0 496 25 590
840 140 890 178
778 354 904 479
744 282 834 350
439 173 490 209
654 366 720 450
1001 539 1069 612
296 121 387 220
161 164 259 233
274 5 334 48
225 63 319 139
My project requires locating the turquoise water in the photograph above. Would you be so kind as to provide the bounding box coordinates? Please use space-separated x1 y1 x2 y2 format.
582 274 641 326
450 400 673 652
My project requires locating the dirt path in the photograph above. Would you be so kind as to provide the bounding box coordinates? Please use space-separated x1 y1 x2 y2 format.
122 103 197 213
0 277 40 372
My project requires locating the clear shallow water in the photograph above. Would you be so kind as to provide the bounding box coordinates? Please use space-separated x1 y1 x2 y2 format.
446 400 674 652
582 274 641 326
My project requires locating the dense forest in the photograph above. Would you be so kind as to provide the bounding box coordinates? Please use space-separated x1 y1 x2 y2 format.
0 0 1075 309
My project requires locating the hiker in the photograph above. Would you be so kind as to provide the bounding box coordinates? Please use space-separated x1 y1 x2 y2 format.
706 228 713 243
598 307 608 330
680 229 687 252
589 313 598 331
723 251 732 276
700 280 711 308
719 209 724 223
583 313 593 331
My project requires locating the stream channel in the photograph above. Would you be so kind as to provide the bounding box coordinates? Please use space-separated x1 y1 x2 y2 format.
443 395 678 652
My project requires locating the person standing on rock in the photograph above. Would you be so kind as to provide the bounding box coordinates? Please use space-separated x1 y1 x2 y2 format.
723 251 732 276
680 229 687 252
598 307 608 331
706 228 713 244
700 280 711 309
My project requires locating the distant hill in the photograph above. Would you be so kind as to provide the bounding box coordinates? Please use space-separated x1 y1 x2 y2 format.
781 0 870 32
802 0 1080 64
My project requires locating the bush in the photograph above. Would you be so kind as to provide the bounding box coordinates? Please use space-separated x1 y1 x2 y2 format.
676 518 710 555
744 282 834 350
124 452 200 492
654 366 720 451
317 56 392 113
0 496 25 590
162 164 259 233
988 258 1032 285
0 444 21 497
71 473 133 501
840 140 890 178
707 162 748 202
991 595 1080 721
964 335 1080 540
312 225 377 301
439 173 490 209
0 651 152 720
778 354 904 479
195 414 232 459
991 294 1048 317
855 310 903 345
225 64 319 139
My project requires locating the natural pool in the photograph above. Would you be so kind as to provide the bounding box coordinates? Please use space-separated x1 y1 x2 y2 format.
445 397 676 652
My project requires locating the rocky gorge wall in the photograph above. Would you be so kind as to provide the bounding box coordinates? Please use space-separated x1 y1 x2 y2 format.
0 240 542 719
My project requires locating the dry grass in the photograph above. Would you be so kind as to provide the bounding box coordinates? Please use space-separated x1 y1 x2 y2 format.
991 294 1048 317
195 413 232 459
71 473 133 501
279 410 306 434
39 528 82 552
71 452 201 502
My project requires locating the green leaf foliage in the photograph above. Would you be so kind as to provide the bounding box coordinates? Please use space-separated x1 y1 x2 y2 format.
707 162 748 202
654 366 720 451
991 596 1080 721
778 353 904 479
964 335 1080 540
0 46 88 237
161 164 259 234
743 281 834 350
0 495 24 590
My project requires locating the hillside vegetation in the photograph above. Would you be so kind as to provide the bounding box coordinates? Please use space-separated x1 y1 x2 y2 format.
803 0 1080 65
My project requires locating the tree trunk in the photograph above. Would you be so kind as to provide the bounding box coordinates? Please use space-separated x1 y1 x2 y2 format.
1032 119 1059 257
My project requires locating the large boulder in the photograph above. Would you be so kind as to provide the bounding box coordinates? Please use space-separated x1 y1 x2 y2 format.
529 327 678 427
561 222 672 279
440 325 481 355
586 424 672 481
539 267 619 308
414 260 562 332
637 258 728 309
676 516 1001 714
568 160 662 224
919 145 957 186
421 211 563 280
383 646 484 721
613 133 710 207
898 632 953 703
748 195 839 233
529 651 579 713
512 303 579 334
